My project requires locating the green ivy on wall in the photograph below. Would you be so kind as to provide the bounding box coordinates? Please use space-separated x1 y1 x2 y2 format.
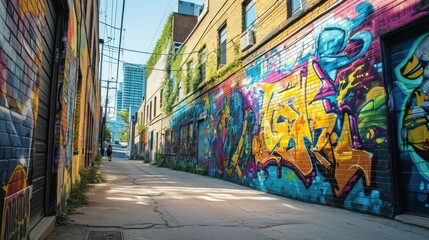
162 47 183 114
146 14 173 79
162 40 243 114
210 43 242 83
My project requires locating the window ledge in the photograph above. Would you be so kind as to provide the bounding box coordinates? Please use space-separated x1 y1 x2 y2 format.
241 0 339 62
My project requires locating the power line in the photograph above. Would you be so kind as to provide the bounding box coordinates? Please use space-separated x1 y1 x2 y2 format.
105 45 198 56
103 53 186 72
102 0 281 73
100 21 122 30
141 0 174 64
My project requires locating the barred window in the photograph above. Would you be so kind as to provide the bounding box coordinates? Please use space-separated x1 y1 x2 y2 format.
218 23 227 67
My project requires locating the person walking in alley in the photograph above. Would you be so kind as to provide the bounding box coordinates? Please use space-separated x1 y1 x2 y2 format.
107 144 113 161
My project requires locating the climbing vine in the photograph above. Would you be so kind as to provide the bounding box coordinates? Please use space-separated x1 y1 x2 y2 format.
146 14 173 79
162 46 184 115
210 43 242 83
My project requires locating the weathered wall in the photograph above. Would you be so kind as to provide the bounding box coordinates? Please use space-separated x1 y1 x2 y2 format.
55 2 78 211
0 0 100 237
167 0 429 217
0 0 45 238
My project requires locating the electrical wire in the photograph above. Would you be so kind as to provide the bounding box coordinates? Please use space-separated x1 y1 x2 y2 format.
100 0 288 113
141 0 174 64
102 1 282 73
105 45 199 56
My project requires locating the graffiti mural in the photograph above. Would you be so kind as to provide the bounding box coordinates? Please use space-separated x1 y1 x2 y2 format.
168 1 393 214
392 31 429 215
0 0 45 238
1 166 30 240
55 4 78 210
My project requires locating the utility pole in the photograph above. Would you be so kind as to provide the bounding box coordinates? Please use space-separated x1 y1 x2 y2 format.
99 38 105 155
102 78 116 139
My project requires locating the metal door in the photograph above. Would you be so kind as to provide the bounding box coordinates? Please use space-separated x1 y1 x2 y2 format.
32 0 62 226
387 19 429 216
197 120 206 169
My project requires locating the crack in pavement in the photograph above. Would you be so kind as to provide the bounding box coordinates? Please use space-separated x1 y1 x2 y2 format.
153 200 171 228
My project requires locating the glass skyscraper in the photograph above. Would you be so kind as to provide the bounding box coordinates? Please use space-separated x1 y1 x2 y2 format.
119 63 146 114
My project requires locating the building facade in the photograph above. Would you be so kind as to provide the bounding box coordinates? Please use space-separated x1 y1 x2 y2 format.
136 8 199 162
160 0 429 219
176 0 203 17
121 62 146 113
0 0 100 238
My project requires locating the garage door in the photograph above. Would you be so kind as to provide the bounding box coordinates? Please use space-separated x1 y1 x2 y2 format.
387 18 429 216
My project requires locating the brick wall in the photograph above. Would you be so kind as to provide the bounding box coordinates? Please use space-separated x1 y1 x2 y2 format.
168 0 429 218
0 0 46 238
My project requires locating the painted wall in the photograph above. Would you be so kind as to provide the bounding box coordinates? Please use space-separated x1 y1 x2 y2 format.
167 0 429 217
0 0 100 237
54 3 78 212
0 0 45 238
389 28 429 215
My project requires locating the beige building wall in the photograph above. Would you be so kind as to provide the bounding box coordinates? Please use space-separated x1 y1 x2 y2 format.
138 45 170 161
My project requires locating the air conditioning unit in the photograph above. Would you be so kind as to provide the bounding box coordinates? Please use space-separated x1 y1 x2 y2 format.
241 29 255 51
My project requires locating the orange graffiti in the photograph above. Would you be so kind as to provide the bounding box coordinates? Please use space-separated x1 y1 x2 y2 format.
254 59 373 197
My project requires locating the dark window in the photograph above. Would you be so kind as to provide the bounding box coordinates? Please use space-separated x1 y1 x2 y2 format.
154 97 157 117
146 105 149 122
199 47 206 82
160 90 163 108
289 0 307 16
150 101 152 120
150 131 154 150
156 132 159 151
173 42 182 53
218 23 227 67
244 0 256 30
141 112 144 125
170 129 174 152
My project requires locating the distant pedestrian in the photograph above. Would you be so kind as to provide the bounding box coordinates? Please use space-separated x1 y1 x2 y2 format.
107 144 113 161
102 140 107 157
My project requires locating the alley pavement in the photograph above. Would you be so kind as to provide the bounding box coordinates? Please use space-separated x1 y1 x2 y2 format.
47 158 429 240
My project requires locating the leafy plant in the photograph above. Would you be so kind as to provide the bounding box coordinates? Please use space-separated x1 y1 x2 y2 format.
162 46 183 115
146 14 173 79
103 126 112 140
56 165 102 225
117 110 130 142
137 124 147 134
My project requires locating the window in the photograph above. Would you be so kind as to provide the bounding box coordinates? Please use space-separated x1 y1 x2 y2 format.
150 101 152 120
150 131 154 150
154 97 157 117
173 42 182 53
244 0 256 30
156 132 159 151
186 61 192 93
170 129 174 152
160 90 163 108
180 126 184 143
289 0 307 16
146 105 149 122
199 46 206 82
218 23 227 67
178 79 183 100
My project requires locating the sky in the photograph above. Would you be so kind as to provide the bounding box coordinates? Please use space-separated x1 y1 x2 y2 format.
99 0 204 118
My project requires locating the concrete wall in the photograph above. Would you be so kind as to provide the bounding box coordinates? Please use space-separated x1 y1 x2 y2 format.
166 0 429 218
